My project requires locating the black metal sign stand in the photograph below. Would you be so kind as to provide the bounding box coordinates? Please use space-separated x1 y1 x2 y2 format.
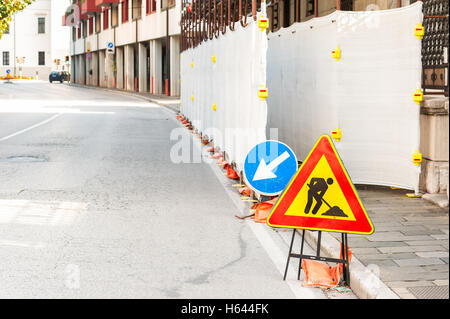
283 229 350 286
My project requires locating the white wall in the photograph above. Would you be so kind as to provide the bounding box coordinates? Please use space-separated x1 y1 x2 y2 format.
267 2 424 191
0 0 70 78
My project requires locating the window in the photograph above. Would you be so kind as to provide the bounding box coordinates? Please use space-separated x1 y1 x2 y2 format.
2 52 10 66
121 0 129 23
89 17 94 35
83 20 87 38
38 51 45 66
161 0 175 10
306 0 315 17
146 0 156 14
133 0 142 20
112 5 119 26
78 26 81 39
38 17 45 34
95 14 101 33
103 8 109 30
72 27 76 41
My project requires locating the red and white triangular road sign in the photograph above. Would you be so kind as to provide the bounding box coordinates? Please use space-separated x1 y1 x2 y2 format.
267 135 374 234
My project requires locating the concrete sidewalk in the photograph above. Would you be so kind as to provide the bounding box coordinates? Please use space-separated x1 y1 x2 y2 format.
330 185 449 299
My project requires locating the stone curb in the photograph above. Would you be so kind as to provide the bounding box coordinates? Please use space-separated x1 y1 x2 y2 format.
302 230 400 299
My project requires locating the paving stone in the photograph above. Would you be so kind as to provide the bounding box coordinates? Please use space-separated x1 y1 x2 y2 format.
431 234 449 240
381 271 449 282
391 287 417 299
350 247 380 254
378 246 448 253
415 251 449 258
433 280 449 286
348 240 408 248
394 258 445 267
359 259 398 267
386 281 436 288
424 225 450 231
375 225 425 232
402 221 449 226
367 233 432 242
381 264 450 273
403 216 449 222
401 229 445 236
405 240 449 247
359 253 417 260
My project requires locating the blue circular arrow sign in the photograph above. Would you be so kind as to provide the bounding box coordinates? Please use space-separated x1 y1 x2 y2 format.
6 69 11 74
107 42 114 49
243 140 298 196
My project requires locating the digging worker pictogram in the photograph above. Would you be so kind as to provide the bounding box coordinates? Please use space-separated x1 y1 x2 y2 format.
304 177 348 217
304 178 334 215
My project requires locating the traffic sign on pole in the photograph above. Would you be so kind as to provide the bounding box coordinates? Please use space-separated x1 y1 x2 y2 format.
267 135 374 235
107 42 114 54
243 140 298 196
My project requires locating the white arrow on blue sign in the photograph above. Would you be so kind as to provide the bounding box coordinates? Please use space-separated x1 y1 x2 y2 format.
6 69 11 74
107 42 114 49
243 140 298 196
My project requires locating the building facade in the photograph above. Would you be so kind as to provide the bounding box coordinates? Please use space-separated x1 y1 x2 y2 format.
66 0 181 96
0 0 71 79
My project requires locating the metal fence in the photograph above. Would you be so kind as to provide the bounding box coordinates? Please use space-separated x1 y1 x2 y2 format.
422 0 449 96
180 0 264 52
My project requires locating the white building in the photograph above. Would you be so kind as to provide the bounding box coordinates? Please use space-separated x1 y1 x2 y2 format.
67 0 181 96
0 0 71 79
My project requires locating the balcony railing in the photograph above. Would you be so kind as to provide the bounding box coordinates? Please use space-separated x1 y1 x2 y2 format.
81 0 102 15
95 0 120 6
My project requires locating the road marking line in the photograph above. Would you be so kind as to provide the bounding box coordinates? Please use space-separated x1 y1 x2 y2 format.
0 113 61 142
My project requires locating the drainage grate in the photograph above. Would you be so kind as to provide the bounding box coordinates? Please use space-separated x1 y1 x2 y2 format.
408 285 449 299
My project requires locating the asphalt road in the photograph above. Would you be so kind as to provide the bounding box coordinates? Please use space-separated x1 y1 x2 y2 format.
0 81 355 299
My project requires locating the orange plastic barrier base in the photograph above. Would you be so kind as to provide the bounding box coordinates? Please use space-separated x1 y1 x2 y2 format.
210 152 222 159
226 166 240 180
238 187 251 196
251 198 278 223
302 244 352 288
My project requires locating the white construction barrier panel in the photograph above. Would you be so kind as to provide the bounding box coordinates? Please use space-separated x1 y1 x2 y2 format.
267 2 423 192
181 11 268 173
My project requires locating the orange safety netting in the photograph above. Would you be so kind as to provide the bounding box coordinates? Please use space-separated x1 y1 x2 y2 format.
226 166 240 180
238 187 251 196
210 152 223 159
302 244 352 289
251 198 278 223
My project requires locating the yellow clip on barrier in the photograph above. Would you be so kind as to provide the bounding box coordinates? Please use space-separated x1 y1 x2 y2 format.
258 85 268 100
332 47 341 61
412 150 422 166
212 102 216 112
414 23 424 40
413 89 423 105
331 127 342 142
258 15 269 32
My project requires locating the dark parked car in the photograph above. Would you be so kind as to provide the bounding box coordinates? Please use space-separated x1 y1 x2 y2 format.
49 71 68 83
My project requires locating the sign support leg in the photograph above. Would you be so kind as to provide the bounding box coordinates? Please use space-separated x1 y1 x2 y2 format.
283 229 296 280
297 229 306 280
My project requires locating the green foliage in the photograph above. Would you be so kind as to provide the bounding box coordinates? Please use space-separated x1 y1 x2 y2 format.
0 0 35 38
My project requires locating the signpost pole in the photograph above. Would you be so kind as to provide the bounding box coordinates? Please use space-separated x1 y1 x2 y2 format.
283 229 296 281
